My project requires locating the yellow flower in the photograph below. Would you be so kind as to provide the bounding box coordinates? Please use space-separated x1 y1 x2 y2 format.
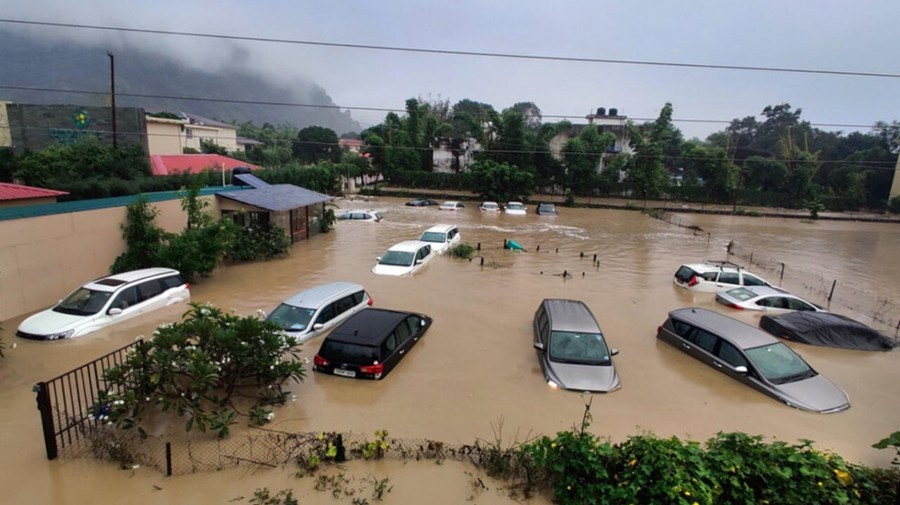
818 481 823 487
628 459 637 467
566 485 571 491
833 469 852 485
551 442 557 449
684 491 691 496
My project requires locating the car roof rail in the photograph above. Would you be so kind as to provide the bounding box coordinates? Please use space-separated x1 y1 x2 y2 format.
703 259 743 270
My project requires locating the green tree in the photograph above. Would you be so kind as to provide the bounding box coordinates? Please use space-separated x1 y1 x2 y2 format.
200 139 228 155
679 141 738 203
625 103 676 201
469 160 534 203
563 126 615 195
111 196 166 273
293 126 340 164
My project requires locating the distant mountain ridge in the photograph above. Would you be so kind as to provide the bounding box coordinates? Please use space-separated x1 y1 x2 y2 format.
1 30 361 134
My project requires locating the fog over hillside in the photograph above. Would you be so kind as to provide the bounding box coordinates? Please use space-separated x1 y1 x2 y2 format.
1 30 362 134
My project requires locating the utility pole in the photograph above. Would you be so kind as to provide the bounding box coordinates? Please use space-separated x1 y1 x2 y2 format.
107 51 117 148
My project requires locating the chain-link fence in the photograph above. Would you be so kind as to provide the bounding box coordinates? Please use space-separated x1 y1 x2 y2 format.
68 423 501 476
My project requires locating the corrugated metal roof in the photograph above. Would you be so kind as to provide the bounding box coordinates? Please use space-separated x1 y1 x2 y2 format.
216 185 334 212
0 182 69 201
234 173 270 188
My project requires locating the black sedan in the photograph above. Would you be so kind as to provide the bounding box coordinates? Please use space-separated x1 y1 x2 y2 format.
313 308 432 380
405 198 439 207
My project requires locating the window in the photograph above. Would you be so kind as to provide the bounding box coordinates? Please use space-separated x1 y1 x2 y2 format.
743 274 767 286
384 333 398 353
351 291 365 305
717 341 749 368
537 310 549 345
138 279 164 302
718 272 740 285
787 298 815 311
161 275 187 289
690 329 718 353
672 320 695 338
316 304 336 324
335 294 355 315
112 286 140 310
394 318 413 343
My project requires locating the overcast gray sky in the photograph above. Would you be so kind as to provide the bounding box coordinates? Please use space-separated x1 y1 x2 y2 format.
2 0 898 138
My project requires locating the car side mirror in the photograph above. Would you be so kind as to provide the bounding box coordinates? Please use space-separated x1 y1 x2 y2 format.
734 366 748 374
376 256 382 262
312 323 324 330
108 307 123 316
533 342 544 351
415 259 423 265
610 348 619 356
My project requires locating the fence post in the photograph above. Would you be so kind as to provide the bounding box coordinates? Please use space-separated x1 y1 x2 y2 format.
166 442 173 476
779 263 785 284
33 382 58 460
828 280 837 302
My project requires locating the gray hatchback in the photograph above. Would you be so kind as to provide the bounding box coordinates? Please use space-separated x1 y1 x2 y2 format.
533 299 620 392
657 307 849 413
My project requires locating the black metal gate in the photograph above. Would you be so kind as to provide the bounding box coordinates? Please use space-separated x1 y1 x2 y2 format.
33 340 138 459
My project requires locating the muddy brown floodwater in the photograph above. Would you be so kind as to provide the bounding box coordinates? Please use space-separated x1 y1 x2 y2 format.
2 196 899 504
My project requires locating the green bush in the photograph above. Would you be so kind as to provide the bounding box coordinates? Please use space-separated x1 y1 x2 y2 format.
93 302 305 438
226 224 290 262
449 243 475 259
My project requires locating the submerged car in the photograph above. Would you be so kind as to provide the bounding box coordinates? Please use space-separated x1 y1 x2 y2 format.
336 209 383 222
17 268 190 340
535 202 558 216
265 282 372 343
313 308 433 380
505 202 527 215
657 307 849 413
439 201 465 211
372 240 434 276
673 260 772 293
418 224 461 254
716 286 824 313
479 201 501 212
759 311 896 351
405 198 439 207
532 299 620 393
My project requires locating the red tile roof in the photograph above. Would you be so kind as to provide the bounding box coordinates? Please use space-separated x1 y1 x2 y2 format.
0 182 69 201
149 155 262 176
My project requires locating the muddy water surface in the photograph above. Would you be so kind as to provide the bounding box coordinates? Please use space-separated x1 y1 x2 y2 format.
2 197 899 503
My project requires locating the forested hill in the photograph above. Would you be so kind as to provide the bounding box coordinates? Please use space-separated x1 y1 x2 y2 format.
0 30 361 134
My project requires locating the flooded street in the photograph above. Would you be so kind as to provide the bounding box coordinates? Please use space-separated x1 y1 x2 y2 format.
2 196 899 503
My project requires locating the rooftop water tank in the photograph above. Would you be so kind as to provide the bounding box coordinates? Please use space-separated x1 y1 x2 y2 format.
596 107 606 116
609 108 619 116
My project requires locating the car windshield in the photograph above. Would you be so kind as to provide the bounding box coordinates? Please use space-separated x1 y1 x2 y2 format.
379 250 414 266
419 231 447 243
540 204 556 212
726 287 756 301
508 203 525 210
266 304 316 332
744 343 815 384
549 331 611 365
320 340 380 365
53 288 113 316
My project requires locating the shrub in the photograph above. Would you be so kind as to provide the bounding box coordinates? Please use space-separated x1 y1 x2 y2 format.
93 302 305 438
889 196 900 214
227 224 290 262
449 243 475 259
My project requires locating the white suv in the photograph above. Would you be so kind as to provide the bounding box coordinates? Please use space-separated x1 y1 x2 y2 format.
673 260 772 293
17 268 190 340
336 209 383 222
418 224 461 254
266 281 372 343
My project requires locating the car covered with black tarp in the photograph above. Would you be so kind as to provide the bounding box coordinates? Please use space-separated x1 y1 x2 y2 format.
759 312 896 351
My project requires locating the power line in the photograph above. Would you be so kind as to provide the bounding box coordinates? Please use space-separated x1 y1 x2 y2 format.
2 18 899 80
0 84 889 132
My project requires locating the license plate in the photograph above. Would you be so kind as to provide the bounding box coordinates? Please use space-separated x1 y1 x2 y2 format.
333 368 356 378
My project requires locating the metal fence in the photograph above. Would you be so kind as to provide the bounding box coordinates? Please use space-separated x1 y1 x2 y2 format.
33 341 139 459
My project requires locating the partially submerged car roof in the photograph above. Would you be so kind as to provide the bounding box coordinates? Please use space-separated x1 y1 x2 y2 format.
84 267 181 291
282 281 363 308
668 307 774 349
326 308 414 345
542 299 601 333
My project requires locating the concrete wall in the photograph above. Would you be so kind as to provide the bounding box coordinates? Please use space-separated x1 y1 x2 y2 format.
890 153 900 199
0 197 211 321
5 103 148 153
146 118 186 155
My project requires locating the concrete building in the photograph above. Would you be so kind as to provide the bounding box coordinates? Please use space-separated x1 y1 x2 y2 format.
2 102 148 153
548 107 632 172
0 183 69 208
891 153 900 200
431 137 480 173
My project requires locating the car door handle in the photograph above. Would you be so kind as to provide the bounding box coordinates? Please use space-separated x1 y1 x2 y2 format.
681 343 691 349
399 350 405 355
713 361 723 368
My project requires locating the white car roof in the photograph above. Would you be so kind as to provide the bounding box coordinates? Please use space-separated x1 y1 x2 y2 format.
423 224 457 233
441 201 460 205
338 208 378 214
386 240 430 252
682 260 745 273
84 267 181 292
282 281 364 308
727 285 790 297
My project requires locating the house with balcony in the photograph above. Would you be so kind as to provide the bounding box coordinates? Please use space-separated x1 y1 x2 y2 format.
548 107 632 172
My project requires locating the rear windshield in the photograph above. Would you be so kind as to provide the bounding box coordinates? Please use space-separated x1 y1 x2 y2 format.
53 288 113 316
266 303 316 332
549 331 611 365
320 340 381 365
674 266 696 283
725 287 756 301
